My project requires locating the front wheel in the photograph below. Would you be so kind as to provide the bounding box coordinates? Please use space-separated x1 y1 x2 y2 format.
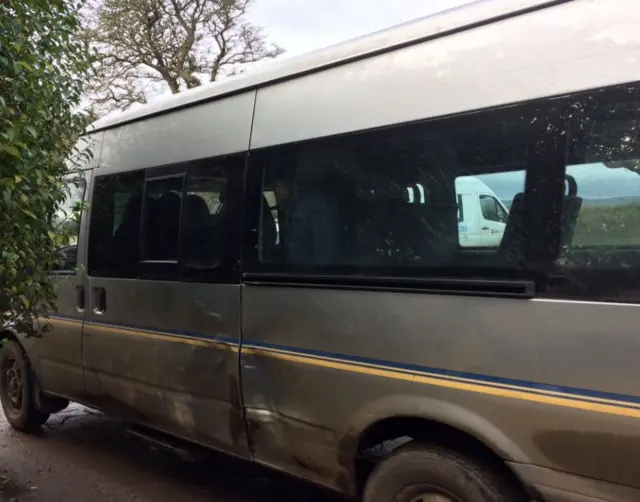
363 442 526 502
0 340 50 432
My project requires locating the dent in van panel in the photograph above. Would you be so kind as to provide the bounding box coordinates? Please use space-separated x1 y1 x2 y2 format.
251 0 640 149
99 91 256 174
241 283 640 487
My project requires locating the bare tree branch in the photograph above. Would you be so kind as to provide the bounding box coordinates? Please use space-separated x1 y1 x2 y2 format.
84 0 284 115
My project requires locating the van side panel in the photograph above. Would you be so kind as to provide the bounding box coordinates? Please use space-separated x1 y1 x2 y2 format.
31 169 94 399
99 92 256 175
250 0 640 149
82 282 247 455
82 94 255 458
241 287 640 493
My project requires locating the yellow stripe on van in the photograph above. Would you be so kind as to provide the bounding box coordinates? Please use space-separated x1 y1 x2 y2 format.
87 322 238 350
243 346 640 419
46 316 238 350
47 317 82 327
246 345 640 411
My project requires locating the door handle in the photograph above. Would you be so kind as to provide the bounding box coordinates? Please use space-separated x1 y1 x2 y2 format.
92 287 106 315
76 286 85 312
482 226 489 231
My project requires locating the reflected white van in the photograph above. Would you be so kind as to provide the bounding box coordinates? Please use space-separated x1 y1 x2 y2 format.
455 176 509 247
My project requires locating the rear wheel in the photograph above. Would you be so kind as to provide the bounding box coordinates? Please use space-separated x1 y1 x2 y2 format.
0 340 50 432
363 442 526 502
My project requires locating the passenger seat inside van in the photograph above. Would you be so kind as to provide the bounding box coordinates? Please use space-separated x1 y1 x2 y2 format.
183 194 213 266
105 192 142 274
286 168 355 266
352 186 459 267
145 191 181 260
498 186 584 266
497 192 527 265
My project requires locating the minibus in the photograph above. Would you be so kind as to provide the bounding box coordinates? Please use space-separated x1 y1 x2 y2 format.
3 1 640 501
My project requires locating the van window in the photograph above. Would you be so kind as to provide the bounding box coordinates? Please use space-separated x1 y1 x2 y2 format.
560 88 640 267
182 164 227 270
480 194 507 223
141 176 184 262
541 85 640 303
255 105 533 274
180 153 244 283
88 155 243 282
88 170 145 278
52 172 87 273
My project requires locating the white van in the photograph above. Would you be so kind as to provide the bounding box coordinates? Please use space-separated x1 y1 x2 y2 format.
408 176 510 247
455 176 509 247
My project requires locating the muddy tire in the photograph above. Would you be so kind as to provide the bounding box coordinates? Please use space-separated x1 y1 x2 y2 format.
0 341 50 432
363 442 526 502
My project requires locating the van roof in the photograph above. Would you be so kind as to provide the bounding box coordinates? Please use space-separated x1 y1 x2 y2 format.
89 0 564 133
455 176 494 188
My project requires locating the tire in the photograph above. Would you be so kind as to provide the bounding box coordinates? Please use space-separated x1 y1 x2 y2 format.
363 442 526 502
0 340 50 432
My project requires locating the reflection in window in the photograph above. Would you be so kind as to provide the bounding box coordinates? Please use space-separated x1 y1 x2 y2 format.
258 109 531 270
567 163 640 249
53 173 86 251
561 93 640 267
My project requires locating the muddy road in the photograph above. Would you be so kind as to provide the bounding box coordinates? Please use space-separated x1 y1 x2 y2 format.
0 405 340 502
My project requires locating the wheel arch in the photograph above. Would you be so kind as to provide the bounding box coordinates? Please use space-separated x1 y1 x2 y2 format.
337 395 532 497
0 328 43 384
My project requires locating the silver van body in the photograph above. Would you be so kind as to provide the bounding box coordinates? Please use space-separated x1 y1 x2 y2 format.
6 1 640 501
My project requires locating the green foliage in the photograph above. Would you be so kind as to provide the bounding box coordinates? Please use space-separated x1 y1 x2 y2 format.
0 0 94 334
573 203 640 247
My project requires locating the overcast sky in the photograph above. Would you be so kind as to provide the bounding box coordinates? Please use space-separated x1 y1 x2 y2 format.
248 0 475 59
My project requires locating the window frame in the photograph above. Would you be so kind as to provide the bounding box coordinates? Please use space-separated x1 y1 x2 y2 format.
180 153 245 284
87 169 145 279
538 82 640 303
479 194 507 224
87 154 244 284
52 170 89 275
456 194 464 223
138 170 186 281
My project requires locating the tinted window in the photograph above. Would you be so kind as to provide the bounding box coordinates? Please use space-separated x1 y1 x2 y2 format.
538 84 640 303
182 164 227 271
87 156 243 282
141 176 183 262
88 171 144 278
183 155 244 283
560 88 640 268
256 107 533 273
